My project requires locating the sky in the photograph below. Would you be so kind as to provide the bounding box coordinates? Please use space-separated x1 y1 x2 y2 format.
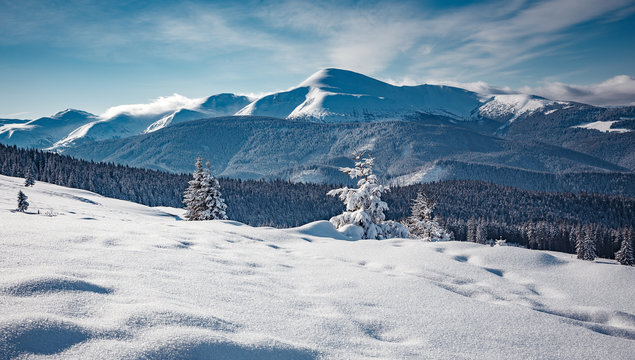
1 0 634 119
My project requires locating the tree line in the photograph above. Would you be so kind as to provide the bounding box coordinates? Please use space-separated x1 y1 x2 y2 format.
1 143 632 260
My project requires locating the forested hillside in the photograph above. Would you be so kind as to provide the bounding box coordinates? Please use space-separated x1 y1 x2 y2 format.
1 144 632 259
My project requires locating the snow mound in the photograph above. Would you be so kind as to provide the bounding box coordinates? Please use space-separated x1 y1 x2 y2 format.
1 277 112 297
1 174 634 359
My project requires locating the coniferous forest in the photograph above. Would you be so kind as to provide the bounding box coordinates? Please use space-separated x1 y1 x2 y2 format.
1 143 633 259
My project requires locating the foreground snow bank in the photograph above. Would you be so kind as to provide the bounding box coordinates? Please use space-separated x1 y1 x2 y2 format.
0 175 633 359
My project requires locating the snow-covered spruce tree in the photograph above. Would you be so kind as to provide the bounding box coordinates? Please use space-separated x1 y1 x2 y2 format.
183 157 228 221
466 218 476 242
615 233 634 266
17 190 29 212
576 226 596 261
183 157 206 220
199 161 228 220
475 223 487 244
327 152 407 239
403 191 451 241
24 169 35 187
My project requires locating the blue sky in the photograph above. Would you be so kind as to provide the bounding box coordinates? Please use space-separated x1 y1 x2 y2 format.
1 0 634 118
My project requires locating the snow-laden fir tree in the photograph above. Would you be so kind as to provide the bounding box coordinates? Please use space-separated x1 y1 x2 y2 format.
327 152 407 239
199 161 227 220
475 223 487 244
17 190 29 212
403 191 451 241
183 157 228 221
24 169 35 187
615 231 634 266
576 226 596 261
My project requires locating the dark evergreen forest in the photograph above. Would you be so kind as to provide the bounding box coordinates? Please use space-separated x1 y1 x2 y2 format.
1 143 632 259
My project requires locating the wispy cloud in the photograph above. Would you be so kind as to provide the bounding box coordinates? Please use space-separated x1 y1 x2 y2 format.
0 111 30 119
521 75 635 106
101 94 205 119
2 0 632 76
1 0 634 116
406 75 635 107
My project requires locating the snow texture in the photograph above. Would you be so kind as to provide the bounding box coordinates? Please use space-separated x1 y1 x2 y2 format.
0 174 634 359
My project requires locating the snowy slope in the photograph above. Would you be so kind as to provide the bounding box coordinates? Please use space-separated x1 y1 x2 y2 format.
1 174 634 359
237 68 483 122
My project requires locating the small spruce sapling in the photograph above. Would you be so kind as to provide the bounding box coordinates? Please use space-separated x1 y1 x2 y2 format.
17 190 29 212
403 191 451 241
327 151 407 239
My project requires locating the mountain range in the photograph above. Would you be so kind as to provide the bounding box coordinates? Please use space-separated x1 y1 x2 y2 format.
1 68 633 192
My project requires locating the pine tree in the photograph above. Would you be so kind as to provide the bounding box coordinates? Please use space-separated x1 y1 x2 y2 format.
466 218 476 242
403 191 451 241
475 223 487 244
183 157 206 221
17 190 29 212
576 226 597 261
183 157 228 221
327 152 407 239
615 231 634 266
24 169 35 187
199 161 228 220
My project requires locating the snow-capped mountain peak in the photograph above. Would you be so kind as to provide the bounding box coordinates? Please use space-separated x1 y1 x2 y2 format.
237 68 484 122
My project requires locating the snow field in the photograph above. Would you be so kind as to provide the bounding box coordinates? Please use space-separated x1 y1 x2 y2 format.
0 174 634 359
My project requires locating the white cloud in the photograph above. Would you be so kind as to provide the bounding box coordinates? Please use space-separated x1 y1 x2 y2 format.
100 94 205 119
521 75 635 106
0 111 30 118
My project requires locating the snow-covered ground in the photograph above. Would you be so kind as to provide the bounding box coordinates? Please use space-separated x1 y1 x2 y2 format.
0 174 633 359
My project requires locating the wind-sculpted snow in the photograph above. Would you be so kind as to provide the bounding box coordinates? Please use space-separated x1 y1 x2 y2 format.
0 174 634 359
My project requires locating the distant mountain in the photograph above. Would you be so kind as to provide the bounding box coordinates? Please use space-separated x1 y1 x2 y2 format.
51 93 251 148
0 109 97 148
145 93 252 133
1 68 633 192
237 68 482 122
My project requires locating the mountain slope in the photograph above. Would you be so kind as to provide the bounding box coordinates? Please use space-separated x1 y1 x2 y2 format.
501 105 635 170
64 116 627 186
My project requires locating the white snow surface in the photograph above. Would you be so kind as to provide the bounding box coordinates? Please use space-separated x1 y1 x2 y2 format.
572 120 632 133
1 174 634 359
